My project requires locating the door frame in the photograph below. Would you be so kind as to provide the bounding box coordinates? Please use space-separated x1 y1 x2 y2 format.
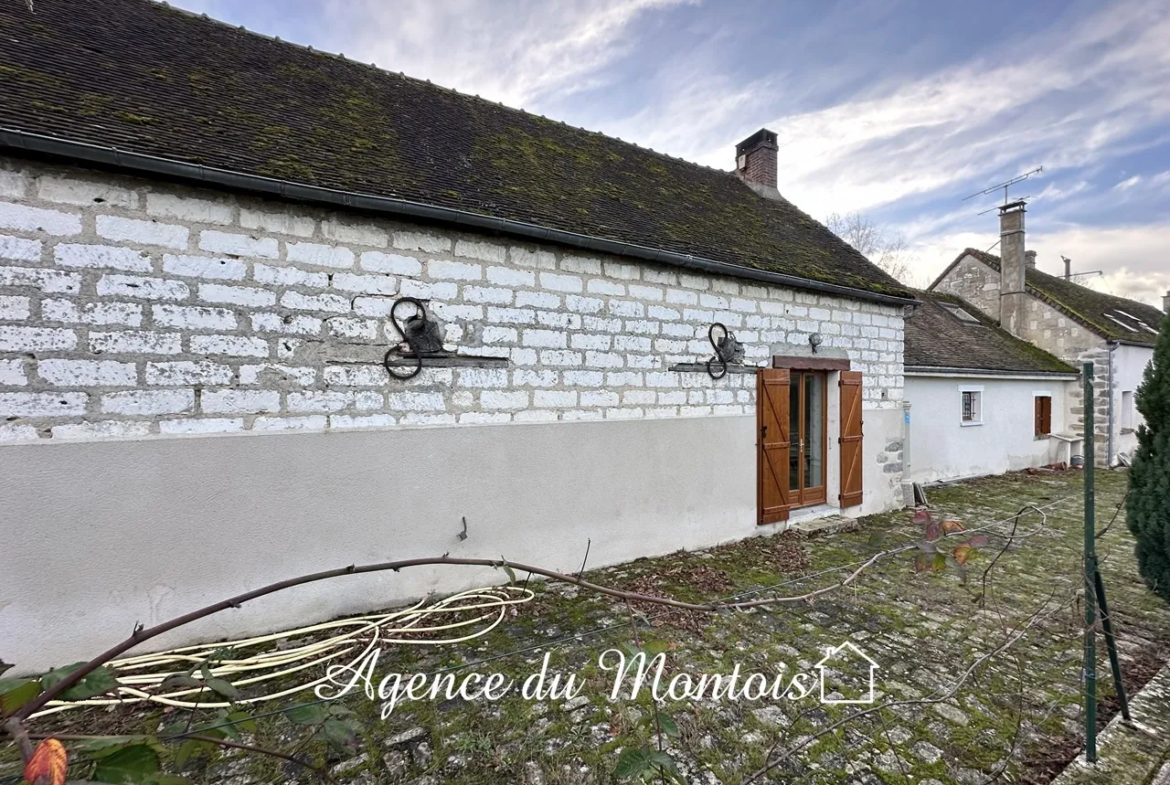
789 370 828 508
756 355 853 524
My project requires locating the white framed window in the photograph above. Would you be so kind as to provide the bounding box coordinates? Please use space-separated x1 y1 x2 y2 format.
959 385 983 426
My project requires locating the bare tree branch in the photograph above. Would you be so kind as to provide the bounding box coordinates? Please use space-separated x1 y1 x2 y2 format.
825 210 918 286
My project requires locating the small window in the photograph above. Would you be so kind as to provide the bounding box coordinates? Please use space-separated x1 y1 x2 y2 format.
1122 391 1134 430
1034 395 1052 437
961 390 982 425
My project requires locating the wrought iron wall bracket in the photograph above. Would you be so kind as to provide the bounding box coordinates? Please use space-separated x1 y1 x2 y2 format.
699 322 745 379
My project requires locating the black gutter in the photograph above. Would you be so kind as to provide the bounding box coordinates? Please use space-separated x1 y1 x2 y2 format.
905 365 1079 378
0 128 915 308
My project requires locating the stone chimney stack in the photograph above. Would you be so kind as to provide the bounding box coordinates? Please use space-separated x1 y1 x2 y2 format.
999 200 1028 337
735 129 778 190
1025 250 1036 268
1163 290 1170 313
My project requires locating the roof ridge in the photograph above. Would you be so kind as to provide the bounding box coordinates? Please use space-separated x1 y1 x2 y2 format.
152 0 743 182
0 0 912 300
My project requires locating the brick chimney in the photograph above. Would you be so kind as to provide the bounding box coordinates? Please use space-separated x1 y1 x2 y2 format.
735 129 778 189
999 200 1028 336
1025 250 1036 268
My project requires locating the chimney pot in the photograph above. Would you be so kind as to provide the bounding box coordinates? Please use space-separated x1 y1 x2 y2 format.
735 128 778 189
1025 250 1036 268
1163 290 1170 314
998 200 1027 336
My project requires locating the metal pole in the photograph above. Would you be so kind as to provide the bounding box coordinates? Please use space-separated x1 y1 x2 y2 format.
1083 361 1097 762
1093 568 1131 722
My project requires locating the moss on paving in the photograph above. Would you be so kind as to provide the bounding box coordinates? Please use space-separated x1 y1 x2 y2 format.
5 469 1169 785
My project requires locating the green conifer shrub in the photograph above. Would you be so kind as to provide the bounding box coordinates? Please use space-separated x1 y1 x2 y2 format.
1127 312 1170 602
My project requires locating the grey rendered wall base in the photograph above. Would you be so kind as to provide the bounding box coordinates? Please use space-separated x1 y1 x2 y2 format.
4 416 753 673
1 414 903 674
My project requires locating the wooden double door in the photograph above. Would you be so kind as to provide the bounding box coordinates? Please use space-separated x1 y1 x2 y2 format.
757 367 864 525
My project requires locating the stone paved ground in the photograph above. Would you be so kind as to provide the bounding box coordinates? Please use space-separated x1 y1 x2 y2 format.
9 467 1170 785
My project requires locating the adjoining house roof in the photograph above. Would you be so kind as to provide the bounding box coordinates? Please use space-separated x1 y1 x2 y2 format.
905 291 1077 376
0 0 913 303
930 248 1165 346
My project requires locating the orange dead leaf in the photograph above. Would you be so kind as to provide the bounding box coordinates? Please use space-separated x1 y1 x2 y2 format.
941 520 966 534
23 738 67 785
952 543 975 565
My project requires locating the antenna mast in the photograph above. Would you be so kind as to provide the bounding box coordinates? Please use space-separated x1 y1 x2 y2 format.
964 167 1044 213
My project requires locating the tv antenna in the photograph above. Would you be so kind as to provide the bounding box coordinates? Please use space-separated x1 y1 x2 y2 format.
963 167 1043 213
1059 255 1102 283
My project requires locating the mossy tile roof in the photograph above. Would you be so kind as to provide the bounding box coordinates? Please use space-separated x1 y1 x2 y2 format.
0 0 913 301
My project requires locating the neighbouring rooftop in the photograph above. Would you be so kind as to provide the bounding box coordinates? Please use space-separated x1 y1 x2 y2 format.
941 248 1165 346
905 290 1078 375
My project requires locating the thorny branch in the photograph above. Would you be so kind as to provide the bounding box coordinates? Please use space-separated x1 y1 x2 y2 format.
1 500 1072 781
10 539 946 722
20 731 337 785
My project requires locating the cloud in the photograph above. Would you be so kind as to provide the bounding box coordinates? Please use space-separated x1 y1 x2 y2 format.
309 0 695 111
1114 175 1142 190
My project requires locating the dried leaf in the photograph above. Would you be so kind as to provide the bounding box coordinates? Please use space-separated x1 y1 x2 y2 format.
911 509 933 525
941 520 965 534
952 544 975 565
24 738 67 785
968 534 991 548
924 519 942 542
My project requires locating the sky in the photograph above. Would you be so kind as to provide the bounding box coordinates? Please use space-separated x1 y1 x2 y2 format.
171 0 1170 307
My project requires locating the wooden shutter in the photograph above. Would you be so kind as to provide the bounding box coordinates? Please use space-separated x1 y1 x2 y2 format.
839 371 864 508
1035 396 1052 436
757 368 790 525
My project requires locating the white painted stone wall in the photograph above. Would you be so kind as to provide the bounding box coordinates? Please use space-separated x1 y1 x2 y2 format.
0 156 905 441
905 374 1076 484
0 155 913 670
1112 343 1153 461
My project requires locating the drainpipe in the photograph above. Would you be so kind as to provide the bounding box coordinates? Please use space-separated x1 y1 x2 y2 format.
1106 341 1117 466
902 401 913 507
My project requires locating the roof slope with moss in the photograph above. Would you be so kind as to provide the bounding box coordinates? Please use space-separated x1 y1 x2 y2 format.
0 0 912 301
934 249 1164 345
905 290 1077 375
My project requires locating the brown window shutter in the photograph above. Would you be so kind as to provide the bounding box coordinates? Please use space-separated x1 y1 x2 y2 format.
838 371 864 508
757 368 791 525
1034 397 1042 435
1035 396 1052 436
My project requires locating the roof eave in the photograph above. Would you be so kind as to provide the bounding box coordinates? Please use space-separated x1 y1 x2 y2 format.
905 365 1079 379
0 128 916 308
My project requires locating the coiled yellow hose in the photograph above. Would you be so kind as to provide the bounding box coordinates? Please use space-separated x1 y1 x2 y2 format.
31 585 534 718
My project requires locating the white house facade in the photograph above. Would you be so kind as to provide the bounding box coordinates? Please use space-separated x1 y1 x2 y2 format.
902 292 1078 486
0 3 915 672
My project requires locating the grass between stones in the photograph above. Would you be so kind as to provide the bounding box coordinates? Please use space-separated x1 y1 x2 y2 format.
5 468 1169 785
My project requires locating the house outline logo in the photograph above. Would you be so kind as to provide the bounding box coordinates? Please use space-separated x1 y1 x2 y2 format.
814 641 879 705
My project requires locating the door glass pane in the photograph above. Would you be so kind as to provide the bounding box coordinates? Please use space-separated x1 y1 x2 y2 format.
789 374 800 491
805 374 824 489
